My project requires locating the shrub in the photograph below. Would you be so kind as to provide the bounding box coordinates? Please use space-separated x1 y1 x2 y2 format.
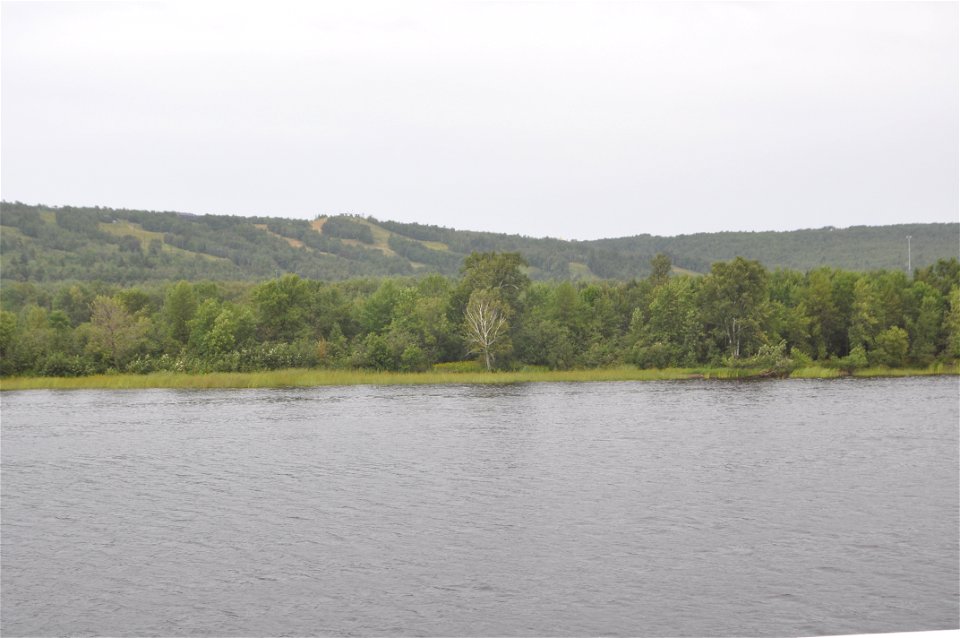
837 345 869 373
870 327 909 367
631 342 681 369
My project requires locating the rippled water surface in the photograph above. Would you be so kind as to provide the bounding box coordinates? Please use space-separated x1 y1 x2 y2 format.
2 378 958 636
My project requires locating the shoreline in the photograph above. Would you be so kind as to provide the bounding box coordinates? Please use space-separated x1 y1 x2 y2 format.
1 364 957 391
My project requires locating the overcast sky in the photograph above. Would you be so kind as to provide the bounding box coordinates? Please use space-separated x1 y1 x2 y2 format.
2 2 957 240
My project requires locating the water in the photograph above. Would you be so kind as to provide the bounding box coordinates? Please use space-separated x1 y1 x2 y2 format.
2 378 957 636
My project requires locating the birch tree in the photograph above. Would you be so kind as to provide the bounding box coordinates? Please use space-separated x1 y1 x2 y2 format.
700 257 770 359
464 289 511 371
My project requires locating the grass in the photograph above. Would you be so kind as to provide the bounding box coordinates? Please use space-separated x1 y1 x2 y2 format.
3 363 955 391
852 363 958 378
97 220 230 262
253 224 306 249
0 366 698 391
789 366 844 379
788 363 960 379
98 220 166 243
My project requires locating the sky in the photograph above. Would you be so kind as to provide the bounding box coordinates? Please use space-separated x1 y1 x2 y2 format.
1 1 957 240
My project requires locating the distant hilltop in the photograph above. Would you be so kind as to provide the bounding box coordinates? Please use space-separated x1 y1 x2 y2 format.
1 201 957 283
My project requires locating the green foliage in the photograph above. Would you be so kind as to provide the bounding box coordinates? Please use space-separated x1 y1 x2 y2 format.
725 340 794 374
3 202 958 285
914 258 960 297
700 257 770 359
189 301 255 357
163 281 197 345
320 216 375 244
0 310 19 375
870 326 910 368
906 282 944 364
387 235 462 270
451 252 530 316
2 251 957 380
85 296 148 368
648 253 672 287
848 276 880 350
630 276 703 367
252 274 311 342
945 286 960 359
837 345 869 373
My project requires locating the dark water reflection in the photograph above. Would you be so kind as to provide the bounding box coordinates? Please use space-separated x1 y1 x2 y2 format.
2 378 958 636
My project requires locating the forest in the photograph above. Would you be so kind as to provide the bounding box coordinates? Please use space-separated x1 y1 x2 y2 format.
1 252 958 378
2 201 957 284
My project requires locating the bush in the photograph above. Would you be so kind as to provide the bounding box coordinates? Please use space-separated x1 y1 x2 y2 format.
870 327 909 367
39 352 90 377
724 340 795 374
632 342 682 369
399 344 429 372
836 345 869 373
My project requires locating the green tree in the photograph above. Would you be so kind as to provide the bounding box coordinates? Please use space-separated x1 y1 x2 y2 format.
914 258 960 297
905 282 943 364
800 268 860 359
16 305 56 373
253 274 311 342
85 296 147 368
871 326 909 367
188 299 254 358
359 280 402 335
944 285 960 359
206 305 256 356
631 276 703 367
53 284 95 326
116 288 154 316
0 310 21 375
649 253 672 287
451 252 529 319
766 271 812 358
700 257 770 359
163 281 197 346
848 276 881 351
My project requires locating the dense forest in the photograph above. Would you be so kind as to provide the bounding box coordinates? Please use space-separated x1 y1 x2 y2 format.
2 201 957 284
1 251 958 378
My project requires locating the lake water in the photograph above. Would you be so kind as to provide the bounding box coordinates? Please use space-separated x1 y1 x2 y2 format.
2 378 958 636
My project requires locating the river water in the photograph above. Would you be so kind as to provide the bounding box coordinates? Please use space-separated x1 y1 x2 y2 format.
2 378 958 636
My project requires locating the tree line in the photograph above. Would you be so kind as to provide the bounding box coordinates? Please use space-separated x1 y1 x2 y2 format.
1 253 958 377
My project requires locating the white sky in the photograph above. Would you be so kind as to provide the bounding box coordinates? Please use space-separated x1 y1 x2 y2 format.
1 1 957 240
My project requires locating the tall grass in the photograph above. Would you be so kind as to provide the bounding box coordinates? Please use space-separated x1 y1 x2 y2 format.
790 366 844 379
1 362 955 391
0 366 698 391
852 363 958 378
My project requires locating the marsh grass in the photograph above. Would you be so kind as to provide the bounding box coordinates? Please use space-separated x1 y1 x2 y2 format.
790 366 844 379
853 363 958 378
1 362 955 391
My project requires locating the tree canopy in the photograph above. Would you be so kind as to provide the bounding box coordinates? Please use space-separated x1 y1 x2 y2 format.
1 251 957 377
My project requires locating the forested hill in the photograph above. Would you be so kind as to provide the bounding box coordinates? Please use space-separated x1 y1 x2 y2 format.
1 201 956 284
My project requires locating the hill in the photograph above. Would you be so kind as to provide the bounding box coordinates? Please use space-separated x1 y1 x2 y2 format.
1 201 956 284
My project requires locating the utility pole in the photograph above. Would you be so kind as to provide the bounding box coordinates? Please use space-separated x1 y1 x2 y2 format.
906 235 912 275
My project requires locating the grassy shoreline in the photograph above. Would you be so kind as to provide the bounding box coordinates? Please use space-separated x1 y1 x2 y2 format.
1 363 956 391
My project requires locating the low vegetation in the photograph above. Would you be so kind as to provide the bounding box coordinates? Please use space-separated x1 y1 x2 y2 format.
2 363 955 391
